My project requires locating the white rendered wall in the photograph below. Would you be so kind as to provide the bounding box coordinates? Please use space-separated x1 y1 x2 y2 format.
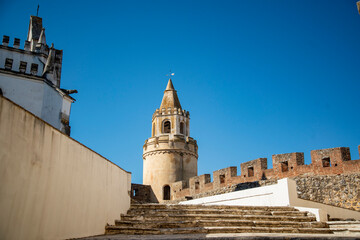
180 178 360 222
0 48 45 76
42 83 64 129
0 72 44 116
0 97 131 240
0 72 71 131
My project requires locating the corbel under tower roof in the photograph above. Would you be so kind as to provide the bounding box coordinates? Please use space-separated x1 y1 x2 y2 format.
160 79 182 110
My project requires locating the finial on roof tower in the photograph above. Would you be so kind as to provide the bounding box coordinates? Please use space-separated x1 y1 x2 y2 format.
37 4 40 17
166 70 175 79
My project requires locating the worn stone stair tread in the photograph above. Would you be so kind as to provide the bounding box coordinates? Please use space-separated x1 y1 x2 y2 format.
128 208 307 216
107 204 331 236
131 204 296 211
115 219 324 229
122 213 316 222
106 226 333 235
327 221 360 225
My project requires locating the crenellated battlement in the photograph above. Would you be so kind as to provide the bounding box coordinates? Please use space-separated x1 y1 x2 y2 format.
171 145 360 200
0 35 56 57
152 107 190 120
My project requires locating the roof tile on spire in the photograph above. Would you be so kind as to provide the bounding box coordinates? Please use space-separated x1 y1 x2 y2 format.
160 79 182 110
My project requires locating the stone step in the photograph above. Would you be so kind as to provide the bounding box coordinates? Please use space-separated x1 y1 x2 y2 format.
130 204 296 212
106 204 331 236
327 221 360 235
327 221 360 229
115 219 327 229
127 208 308 217
121 213 316 222
105 226 333 235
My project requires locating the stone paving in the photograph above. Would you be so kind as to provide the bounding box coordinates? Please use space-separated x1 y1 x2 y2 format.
79 232 360 240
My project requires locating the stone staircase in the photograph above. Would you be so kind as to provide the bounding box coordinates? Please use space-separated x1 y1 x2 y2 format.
105 204 333 235
327 221 360 235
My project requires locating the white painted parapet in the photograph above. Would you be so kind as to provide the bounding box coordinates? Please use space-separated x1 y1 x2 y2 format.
180 178 360 222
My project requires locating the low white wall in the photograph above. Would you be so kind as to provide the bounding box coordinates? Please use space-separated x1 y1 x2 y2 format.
180 178 360 222
180 179 290 207
0 97 131 240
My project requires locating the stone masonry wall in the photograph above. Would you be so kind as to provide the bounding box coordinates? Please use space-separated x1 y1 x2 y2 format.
295 174 360 211
131 183 154 203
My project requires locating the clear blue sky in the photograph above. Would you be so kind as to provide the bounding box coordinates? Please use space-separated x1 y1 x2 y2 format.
1 1 360 184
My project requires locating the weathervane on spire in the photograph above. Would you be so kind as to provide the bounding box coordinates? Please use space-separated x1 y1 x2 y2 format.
166 70 175 79
36 4 40 16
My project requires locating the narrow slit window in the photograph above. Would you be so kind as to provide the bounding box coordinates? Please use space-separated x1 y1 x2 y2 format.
19 61 27 73
30 63 38 75
219 174 225 184
5 58 13 70
195 181 200 190
248 167 254 177
163 185 170 200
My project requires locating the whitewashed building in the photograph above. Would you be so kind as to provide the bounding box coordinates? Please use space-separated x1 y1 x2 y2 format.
0 15 76 135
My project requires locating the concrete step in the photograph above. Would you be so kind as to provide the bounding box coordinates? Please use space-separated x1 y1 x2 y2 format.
121 213 316 222
114 219 327 229
130 204 296 212
105 226 333 235
127 208 308 217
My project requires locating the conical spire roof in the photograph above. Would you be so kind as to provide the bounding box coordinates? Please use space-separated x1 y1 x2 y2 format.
160 79 182 110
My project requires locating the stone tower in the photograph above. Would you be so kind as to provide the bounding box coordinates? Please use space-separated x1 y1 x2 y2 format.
143 79 198 202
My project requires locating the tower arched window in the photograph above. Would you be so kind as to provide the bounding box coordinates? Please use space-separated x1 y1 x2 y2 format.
152 123 155 137
180 122 185 135
163 185 171 200
163 120 171 133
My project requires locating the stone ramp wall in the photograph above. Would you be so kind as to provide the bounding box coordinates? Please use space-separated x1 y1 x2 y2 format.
295 174 360 211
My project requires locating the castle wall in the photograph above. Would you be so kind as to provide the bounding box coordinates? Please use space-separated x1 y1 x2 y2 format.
170 144 360 209
0 96 131 240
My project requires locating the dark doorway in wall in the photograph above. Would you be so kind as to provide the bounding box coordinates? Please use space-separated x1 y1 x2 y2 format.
163 185 170 200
